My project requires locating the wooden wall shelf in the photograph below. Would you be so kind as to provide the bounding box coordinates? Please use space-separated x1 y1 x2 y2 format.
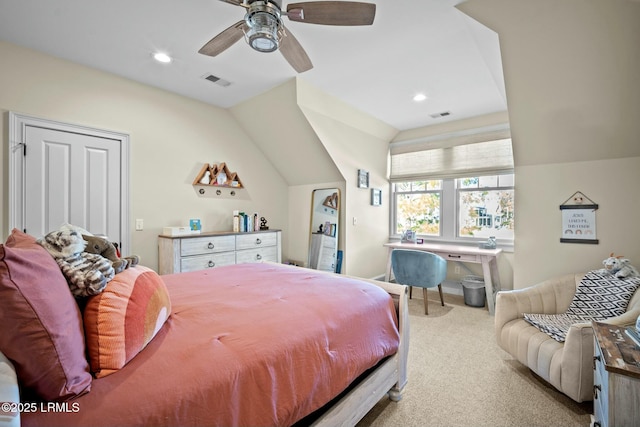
192 162 248 199
193 162 243 189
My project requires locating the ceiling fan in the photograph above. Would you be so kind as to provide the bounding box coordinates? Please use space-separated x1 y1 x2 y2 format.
198 0 376 73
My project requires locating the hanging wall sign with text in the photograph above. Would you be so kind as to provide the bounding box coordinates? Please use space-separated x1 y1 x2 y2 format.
559 191 598 244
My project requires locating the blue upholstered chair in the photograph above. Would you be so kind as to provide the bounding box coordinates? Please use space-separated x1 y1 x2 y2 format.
391 249 447 315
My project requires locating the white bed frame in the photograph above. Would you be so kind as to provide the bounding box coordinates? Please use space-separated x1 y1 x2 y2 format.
310 276 409 427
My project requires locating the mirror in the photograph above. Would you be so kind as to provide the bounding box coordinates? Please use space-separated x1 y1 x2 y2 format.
308 188 340 273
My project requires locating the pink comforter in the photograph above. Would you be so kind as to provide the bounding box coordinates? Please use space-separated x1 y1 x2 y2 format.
23 263 399 427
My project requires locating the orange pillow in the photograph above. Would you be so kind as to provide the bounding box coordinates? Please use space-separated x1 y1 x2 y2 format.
83 266 171 378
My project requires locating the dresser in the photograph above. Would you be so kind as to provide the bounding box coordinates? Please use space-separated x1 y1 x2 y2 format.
158 230 281 275
309 233 337 273
592 321 640 427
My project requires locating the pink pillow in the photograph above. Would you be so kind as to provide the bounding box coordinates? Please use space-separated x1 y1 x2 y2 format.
84 266 171 378
0 229 91 401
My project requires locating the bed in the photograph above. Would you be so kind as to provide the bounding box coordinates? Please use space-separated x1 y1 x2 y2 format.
0 230 408 427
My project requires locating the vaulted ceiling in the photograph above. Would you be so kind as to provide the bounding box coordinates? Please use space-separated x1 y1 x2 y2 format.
0 0 507 131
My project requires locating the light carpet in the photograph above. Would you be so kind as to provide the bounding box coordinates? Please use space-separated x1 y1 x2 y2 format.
357 292 592 427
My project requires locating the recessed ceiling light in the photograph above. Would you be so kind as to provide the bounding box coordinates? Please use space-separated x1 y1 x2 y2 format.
413 93 427 102
153 52 172 63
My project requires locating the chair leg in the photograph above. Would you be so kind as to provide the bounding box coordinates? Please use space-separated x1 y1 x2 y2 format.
422 288 429 315
409 286 413 299
438 284 444 306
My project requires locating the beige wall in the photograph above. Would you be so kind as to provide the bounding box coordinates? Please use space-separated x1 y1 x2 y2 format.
296 80 397 278
460 0 640 287
516 157 640 286
0 41 289 271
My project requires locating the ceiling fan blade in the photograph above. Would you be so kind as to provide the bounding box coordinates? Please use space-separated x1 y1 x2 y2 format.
198 21 246 57
286 1 375 26
218 0 247 7
279 26 313 73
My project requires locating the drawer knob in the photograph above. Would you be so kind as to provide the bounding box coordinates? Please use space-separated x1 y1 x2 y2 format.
208 260 215 268
448 254 461 259
256 254 262 260
207 242 214 249
255 238 262 245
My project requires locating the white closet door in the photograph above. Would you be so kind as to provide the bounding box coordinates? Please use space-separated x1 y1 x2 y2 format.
24 125 122 242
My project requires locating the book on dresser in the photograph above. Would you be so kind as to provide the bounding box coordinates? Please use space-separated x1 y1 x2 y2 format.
158 230 282 275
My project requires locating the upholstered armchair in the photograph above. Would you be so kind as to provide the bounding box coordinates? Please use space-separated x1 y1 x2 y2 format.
495 273 640 403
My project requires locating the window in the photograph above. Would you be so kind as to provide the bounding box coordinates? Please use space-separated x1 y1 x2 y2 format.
392 173 514 243
389 126 514 245
457 175 514 240
394 180 441 236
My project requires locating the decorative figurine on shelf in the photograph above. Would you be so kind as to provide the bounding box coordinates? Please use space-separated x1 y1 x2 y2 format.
199 170 211 185
318 224 323 234
260 216 269 231
216 171 227 186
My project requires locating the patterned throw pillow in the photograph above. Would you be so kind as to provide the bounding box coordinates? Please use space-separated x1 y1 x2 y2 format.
83 266 171 378
565 270 640 318
524 270 640 342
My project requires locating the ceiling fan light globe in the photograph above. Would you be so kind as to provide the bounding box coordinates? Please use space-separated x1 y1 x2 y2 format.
247 27 279 52
244 2 282 53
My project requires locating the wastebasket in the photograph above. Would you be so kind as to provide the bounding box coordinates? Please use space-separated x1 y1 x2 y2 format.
462 275 486 307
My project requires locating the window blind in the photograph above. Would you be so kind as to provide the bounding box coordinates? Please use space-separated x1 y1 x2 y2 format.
389 126 513 181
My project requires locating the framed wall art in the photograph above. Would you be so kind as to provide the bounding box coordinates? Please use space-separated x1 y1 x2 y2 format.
357 169 369 188
559 191 598 244
371 188 382 206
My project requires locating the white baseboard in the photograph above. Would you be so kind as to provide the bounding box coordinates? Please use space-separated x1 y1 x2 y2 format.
442 280 463 296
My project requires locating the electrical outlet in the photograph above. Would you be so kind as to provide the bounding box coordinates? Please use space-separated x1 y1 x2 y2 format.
135 219 144 231
454 266 461 274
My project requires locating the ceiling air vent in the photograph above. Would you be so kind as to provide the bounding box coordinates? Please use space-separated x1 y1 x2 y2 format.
429 111 451 119
202 73 232 88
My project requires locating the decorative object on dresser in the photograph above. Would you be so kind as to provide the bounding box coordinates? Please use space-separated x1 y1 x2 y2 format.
259 216 269 230
158 230 282 275
494 272 640 403
592 321 640 427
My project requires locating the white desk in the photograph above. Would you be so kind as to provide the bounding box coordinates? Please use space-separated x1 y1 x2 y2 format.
384 242 502 314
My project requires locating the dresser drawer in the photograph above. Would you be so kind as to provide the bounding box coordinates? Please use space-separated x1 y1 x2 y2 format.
180 235 236 256
320 236 337 249
236 232 277 250
181 252 236 272
236 246 278 264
